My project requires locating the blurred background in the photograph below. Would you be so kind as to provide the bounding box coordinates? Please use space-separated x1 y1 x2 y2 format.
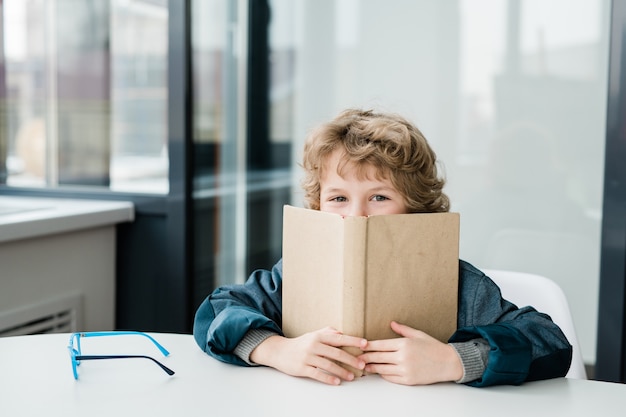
0 0 618 379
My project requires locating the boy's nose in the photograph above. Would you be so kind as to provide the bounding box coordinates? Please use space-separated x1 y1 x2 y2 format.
348 202 368 217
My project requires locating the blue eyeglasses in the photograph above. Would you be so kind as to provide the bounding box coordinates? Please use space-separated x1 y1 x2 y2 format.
67 331 175 379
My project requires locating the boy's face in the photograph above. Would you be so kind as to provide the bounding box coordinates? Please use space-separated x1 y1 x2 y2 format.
319 148 408 217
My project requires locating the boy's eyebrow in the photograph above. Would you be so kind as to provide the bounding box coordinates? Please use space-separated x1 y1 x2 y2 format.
369 186 398 193
321 186 399 195
320 187 346 195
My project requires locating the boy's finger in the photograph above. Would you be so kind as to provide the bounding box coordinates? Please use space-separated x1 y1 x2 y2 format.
318 343 365 370
361 338 399 351
390 321 421 338
359 350 396 366
307 367 342 385
364 362 398 377
323 332 367 348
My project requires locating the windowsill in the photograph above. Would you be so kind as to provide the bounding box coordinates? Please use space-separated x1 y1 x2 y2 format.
0 196 135 243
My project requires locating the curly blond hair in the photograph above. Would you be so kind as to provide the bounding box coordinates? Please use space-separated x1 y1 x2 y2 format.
301 108 449 213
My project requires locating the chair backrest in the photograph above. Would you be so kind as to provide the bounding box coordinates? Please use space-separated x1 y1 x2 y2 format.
482 269 587 379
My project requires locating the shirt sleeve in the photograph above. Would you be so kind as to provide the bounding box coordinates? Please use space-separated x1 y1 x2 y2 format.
233 328 280 365
451 261 572 387
193 260 284 366
450 339 490 383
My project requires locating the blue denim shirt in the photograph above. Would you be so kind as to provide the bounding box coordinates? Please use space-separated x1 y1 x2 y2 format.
193 259 572 387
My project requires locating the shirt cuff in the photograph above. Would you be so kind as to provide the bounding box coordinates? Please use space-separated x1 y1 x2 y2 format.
233 328 279 365
450 338 490 383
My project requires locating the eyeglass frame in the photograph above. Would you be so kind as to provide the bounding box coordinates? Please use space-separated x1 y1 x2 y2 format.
67 331 175 379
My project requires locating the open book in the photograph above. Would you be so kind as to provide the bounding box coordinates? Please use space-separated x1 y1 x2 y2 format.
282 205 460 345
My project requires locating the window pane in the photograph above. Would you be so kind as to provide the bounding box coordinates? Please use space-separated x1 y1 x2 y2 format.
191 0 293 305
0 0 168 193
2 0 47 187
191 0 235 300
110 0 168 193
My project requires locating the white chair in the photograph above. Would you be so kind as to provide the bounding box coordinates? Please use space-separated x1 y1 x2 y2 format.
482 269 587 379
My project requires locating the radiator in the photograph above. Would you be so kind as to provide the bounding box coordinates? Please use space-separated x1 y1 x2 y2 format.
0 292 84 337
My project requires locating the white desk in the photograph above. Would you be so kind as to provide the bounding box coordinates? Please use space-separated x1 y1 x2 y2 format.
1 333 623 417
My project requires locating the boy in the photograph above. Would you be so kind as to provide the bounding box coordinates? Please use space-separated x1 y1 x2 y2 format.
193 108 572 387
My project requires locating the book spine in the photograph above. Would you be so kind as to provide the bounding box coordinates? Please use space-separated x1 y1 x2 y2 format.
342 217 367 338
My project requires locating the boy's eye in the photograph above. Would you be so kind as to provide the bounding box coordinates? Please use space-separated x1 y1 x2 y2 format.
371 195 389 202
331 196 347 202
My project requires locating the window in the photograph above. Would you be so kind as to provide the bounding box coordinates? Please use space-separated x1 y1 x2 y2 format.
1 0 168 193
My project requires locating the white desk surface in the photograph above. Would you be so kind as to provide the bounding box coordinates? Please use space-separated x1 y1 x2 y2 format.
1 332 623 417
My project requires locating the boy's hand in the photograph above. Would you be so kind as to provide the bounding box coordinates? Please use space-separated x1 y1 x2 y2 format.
249 327 367 385
359 321 463 385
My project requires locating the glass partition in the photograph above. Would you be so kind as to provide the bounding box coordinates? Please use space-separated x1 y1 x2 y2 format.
190 0 292 305
268 0 610 366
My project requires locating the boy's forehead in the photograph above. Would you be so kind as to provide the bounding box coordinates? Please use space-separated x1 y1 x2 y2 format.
321 148 355 174
324 147 348 166
321 149 387 182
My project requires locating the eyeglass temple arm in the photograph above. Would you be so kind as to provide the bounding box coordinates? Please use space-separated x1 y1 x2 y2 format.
75 355 175 376
74 332 171 356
